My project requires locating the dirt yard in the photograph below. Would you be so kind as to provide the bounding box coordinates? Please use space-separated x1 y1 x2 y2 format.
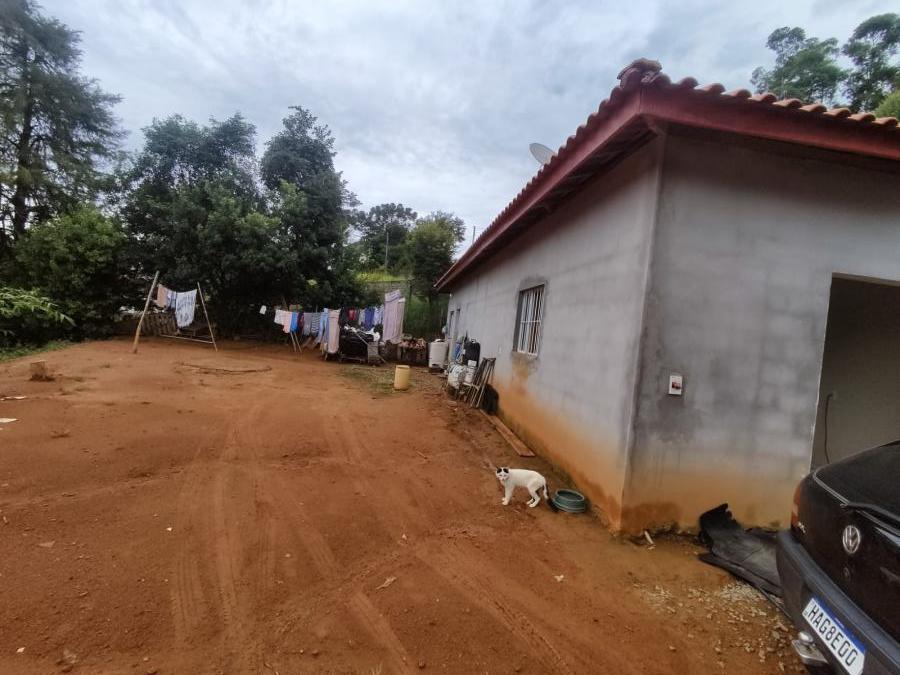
0 340 802 674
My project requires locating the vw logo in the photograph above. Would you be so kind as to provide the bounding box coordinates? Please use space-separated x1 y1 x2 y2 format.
842 525 861 555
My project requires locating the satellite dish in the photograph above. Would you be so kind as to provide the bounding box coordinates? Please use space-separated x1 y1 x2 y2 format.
529 142 555 165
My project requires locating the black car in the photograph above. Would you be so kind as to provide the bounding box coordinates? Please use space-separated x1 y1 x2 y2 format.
777 442 900 674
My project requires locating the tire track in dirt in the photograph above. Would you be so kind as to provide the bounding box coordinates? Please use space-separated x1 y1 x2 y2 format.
265 466 413 673
169 443 215 648
416 539 575 673
169 395 275 673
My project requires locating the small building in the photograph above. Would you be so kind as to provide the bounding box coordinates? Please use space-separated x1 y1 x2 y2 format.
436 59 900 533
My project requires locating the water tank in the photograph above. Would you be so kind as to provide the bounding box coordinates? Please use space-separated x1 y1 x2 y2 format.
428 340 449 369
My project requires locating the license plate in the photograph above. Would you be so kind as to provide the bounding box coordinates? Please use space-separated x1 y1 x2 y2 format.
802 596 865 675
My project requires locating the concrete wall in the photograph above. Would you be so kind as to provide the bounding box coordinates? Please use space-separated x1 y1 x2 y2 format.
447 139 663 527
811 277 900 467
625 129 900 532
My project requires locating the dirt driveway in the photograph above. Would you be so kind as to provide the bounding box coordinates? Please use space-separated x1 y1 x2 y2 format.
0 340 802 674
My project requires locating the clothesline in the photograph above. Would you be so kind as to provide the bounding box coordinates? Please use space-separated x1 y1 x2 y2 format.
154 283 197 328
260 291 406 351
133 272 217 354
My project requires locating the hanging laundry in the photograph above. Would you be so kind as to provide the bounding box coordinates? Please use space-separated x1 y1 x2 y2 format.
166 289 177 310
311 311 321 343
155 284 169 308
327 309 341 354
290 311 299 333
319 308 330 350
395 298 406 341
382 291 406 344
259 305 267 315
364 306 374 330
274 309 284 326
175 290 198 328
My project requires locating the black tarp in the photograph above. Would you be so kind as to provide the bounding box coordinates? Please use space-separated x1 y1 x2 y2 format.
698 503 782 602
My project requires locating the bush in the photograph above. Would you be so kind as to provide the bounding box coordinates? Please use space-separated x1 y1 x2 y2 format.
14 207 129 338
874 90 900 118
403 294 448 340
0 287 73 346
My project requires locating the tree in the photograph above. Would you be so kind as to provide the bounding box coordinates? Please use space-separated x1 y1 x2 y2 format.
842 14 900 112
406 211 465 299
262 106 365 307
352 202 417 272
261 106 354 235
751 27 846 104
120 109 367 335
120 113 262 281
13 206 126 337
874 89 900 118
0 0 121 252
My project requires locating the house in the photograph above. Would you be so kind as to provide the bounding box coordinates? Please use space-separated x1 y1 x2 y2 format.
436 59 900 533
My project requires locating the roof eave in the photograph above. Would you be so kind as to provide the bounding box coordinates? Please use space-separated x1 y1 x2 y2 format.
436 89 645 291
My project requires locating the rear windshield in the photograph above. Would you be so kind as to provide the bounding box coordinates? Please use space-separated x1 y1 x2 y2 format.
817 443 900 515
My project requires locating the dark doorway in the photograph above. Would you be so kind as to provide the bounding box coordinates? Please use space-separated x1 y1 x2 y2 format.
812 276 900 468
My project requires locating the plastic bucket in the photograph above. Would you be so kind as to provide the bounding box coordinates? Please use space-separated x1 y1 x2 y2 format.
393 365 411 391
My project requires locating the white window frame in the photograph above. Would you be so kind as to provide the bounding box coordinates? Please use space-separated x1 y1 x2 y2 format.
514 285 544 355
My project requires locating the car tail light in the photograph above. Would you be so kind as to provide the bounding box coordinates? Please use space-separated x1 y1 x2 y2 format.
791 481 802 530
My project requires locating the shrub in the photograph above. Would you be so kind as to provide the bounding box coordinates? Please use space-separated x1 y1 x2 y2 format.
0 287 73 346
14 207 129 338
874 90 900 118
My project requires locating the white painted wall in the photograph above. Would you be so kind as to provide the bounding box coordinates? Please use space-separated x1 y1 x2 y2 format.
447 140 663 526
626 130 900 531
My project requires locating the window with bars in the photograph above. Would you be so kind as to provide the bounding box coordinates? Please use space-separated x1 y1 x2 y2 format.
514 285 544 355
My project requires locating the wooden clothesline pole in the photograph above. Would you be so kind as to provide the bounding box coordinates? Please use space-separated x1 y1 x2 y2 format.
197 282 218 352
132 270 160 354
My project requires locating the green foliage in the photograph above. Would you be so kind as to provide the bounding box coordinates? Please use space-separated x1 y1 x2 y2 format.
874 89 900 117
403 293 449 341
842 14 900 112
352 203 418 272
751 27 846 104
0 339 68 362
0 0 121 251
0 286 72 346
406 211 464 298
751 15 900 111
261 106 355 234
13 207 128 337
120 113 262 278
119 109 368 336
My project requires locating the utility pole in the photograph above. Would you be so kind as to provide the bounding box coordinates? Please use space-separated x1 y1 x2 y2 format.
472 225 476 245
385 226 389 271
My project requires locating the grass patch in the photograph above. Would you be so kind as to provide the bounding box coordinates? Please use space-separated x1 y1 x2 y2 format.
0 340 71 363
340 364 399 396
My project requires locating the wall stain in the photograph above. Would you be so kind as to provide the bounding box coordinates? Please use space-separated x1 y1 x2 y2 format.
492 377 627 529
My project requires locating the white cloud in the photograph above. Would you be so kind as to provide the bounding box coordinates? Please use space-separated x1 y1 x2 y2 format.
45 0 879 231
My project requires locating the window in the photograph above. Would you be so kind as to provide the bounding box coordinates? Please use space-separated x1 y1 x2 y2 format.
514 285 544 355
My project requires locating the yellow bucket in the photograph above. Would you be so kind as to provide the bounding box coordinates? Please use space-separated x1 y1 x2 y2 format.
393 365 411 391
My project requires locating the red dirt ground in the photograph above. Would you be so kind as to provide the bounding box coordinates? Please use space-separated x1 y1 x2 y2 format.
0 339 802 674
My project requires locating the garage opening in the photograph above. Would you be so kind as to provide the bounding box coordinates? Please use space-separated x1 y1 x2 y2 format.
812 275 900 468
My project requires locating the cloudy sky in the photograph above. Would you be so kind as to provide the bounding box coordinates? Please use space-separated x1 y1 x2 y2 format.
45 0 883 240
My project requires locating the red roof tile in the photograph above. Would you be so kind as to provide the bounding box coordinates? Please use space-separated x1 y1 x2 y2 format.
436 59 900 291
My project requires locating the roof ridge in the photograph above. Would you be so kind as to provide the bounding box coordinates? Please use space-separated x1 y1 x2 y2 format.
436 60 899 290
